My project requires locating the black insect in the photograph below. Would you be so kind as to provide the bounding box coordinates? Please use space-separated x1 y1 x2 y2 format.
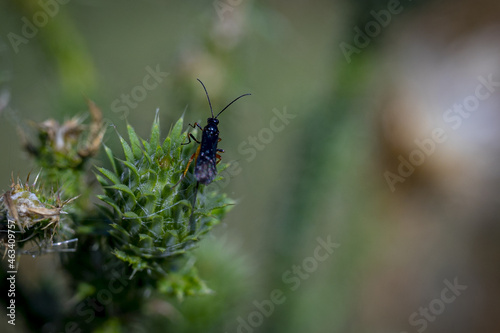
178 78 250 185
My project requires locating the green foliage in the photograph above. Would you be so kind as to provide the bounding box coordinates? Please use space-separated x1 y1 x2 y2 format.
22 100 105 202
95 113 234 297
1 108 235 331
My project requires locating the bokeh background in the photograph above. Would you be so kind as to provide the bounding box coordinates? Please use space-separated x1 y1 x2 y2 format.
1 0 500 332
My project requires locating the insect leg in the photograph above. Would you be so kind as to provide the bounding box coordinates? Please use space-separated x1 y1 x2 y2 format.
171 146 200 188
188 122 203 131
216 138 224 158
182 122 202 145
183 147 200 177
215 147 224 164
182 133 201 145
216 153 224 164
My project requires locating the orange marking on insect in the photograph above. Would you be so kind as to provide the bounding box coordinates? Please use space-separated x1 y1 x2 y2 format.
183 145 201 178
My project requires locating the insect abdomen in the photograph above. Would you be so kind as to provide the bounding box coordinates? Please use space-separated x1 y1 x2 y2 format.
194 125 219 184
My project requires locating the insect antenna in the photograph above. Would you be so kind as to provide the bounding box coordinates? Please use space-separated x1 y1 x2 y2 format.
215 93 251 119
197 78 214 118
197 78 251 119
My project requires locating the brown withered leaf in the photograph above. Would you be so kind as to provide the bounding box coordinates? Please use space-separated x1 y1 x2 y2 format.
78 99 105 158
2 192 23 232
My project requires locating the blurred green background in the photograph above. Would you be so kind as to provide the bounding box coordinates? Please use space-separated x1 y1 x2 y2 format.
2 0 500 332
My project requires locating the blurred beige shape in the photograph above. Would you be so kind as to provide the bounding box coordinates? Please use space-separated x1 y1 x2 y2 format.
364 0 500 332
